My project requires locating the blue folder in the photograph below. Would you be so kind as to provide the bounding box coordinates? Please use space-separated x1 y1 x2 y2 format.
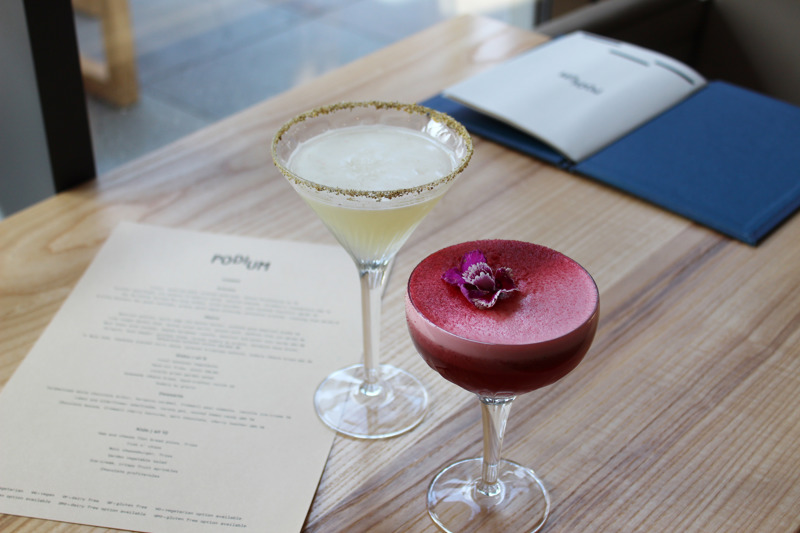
424 81 800 245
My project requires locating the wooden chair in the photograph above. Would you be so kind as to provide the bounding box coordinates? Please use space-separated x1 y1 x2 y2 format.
72 0 138 106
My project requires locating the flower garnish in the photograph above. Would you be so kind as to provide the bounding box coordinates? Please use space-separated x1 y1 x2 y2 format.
442 250 518 309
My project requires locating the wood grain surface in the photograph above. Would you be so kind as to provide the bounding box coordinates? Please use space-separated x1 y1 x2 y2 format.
2 15 800 533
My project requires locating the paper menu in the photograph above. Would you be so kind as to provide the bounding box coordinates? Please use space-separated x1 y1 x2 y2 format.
0 223 360 532
444 31 705 162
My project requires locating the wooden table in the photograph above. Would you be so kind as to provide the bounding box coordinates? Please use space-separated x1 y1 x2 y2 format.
2 15 799 532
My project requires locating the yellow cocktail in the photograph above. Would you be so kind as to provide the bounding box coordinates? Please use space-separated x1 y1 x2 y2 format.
272 102 472 439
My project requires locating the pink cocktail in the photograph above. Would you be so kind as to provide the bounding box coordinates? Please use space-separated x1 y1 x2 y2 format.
406 240 599 532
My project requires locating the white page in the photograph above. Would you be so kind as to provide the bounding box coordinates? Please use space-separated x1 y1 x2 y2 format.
0 223 360 532
444 31 706 162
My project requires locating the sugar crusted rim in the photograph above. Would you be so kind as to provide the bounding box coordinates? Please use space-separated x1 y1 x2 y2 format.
271 101 473 201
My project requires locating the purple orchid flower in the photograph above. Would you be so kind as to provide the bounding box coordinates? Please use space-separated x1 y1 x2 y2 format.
442 250 519 309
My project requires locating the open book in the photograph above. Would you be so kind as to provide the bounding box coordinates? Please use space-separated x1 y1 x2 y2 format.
445 32 706 162
424 32 800 245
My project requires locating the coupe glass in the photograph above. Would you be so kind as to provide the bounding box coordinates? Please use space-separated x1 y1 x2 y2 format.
272 102 472 439
406 240 599 531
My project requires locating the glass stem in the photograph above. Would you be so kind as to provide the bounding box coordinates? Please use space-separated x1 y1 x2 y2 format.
358 265 388 396
478 395 515 497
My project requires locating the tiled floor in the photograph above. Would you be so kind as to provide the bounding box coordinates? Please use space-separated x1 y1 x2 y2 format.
76 0 538 175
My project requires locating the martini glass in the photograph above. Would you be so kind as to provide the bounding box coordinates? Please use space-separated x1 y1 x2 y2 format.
406 240 599 531
272 102 472 439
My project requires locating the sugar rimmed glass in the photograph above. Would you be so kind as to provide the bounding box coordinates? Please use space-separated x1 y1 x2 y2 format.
272 102 473 439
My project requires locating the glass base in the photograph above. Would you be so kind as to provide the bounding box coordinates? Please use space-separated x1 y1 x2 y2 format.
427 458 550 533
314 363 428 439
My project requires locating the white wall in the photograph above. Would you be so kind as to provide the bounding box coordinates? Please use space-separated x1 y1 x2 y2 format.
0 0 57 216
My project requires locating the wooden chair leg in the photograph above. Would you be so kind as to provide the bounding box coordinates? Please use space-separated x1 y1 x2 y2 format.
73 0 138 107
